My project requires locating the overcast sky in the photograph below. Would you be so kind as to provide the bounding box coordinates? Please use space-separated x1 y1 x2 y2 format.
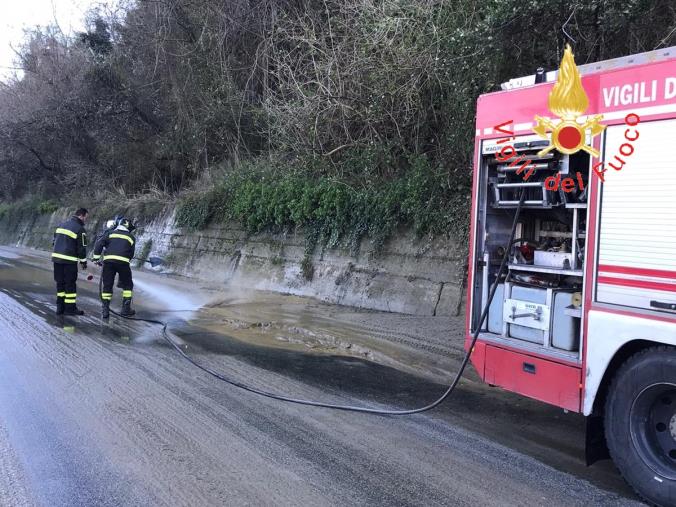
0 0 122 81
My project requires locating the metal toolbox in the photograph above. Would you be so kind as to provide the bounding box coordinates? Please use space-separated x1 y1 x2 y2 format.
498 284 580 351
551 291 579 351
533 250 574 269
488 283 505 334
504 285 548 345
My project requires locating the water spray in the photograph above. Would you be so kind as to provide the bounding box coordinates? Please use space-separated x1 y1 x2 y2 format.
105 190 526 415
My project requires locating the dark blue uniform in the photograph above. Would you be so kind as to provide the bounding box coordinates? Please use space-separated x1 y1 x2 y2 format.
52 216 87 314
93 225 136 316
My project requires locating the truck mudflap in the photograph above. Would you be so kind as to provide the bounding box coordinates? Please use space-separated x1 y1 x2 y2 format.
585 414 610 466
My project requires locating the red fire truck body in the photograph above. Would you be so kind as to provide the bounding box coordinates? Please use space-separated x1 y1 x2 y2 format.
466 47 676 505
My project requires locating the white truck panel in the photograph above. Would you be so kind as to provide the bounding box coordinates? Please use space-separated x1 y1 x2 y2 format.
586 118 676 414
584 310 676 415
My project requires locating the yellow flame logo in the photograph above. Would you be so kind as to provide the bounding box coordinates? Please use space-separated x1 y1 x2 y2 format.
533 44 604 157
548 45 588 119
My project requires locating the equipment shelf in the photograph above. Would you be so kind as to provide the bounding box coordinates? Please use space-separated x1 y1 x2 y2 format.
508 264 583 277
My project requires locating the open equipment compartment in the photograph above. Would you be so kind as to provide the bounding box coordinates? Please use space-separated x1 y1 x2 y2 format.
471 134 590 361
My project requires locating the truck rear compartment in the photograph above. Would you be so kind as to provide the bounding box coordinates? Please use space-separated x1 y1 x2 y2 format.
471 135 589 362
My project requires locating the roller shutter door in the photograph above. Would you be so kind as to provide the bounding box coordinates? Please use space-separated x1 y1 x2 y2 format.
596 119 676 312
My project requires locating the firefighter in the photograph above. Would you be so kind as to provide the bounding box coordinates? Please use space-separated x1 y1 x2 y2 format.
52 207 89 315
95 216 125 290
92 216 136 319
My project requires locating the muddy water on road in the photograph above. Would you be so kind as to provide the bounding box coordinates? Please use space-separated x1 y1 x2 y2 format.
0 245 461 380
0 246 638 503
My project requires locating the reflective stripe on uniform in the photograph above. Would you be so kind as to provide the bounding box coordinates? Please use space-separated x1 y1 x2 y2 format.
52 252 78 262
103 255 130 263
64 299 76 304
65 293 77 298
101 292 112 301
122 290 133 298
55 228 77 239
57 292 66 297
109 233 134 245
91 254 101 260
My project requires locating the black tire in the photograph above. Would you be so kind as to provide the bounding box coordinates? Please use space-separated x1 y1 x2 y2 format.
605 346 676 507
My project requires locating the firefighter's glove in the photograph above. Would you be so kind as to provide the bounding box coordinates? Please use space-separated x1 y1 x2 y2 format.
95 261 103 267
79 261 88 270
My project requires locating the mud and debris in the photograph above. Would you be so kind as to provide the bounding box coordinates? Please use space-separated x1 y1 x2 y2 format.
0 246 642 506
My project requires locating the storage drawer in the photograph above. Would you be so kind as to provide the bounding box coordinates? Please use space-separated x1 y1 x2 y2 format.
484 345 581 411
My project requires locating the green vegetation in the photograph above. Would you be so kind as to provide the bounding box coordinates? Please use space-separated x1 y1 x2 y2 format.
0 0 673 249
0 198 61 223
300 256 315 281
136 239 153 268
176 156 469 253
36 200 59 215
82 194 168 232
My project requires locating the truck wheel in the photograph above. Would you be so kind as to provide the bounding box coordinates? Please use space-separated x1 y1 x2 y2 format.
605 346 676 506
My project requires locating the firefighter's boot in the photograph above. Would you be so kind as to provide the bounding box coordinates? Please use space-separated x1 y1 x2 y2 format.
121 297 135 317
56 294 65 315
101 300 110 320
64 304 85 316
63 293 84 315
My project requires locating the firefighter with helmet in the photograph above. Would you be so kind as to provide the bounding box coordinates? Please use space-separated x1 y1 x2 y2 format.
92 216 137 319
52 207 89 315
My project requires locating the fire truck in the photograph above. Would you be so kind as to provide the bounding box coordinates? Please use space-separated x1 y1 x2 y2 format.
467 46 676 505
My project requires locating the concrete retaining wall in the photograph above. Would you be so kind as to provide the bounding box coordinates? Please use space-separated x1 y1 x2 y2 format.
0 206 467 316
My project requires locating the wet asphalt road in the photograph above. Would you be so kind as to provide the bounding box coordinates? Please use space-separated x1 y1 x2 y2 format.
0 247 643 506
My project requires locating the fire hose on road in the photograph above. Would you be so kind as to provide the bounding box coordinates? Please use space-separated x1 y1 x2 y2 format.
103 190 526 415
